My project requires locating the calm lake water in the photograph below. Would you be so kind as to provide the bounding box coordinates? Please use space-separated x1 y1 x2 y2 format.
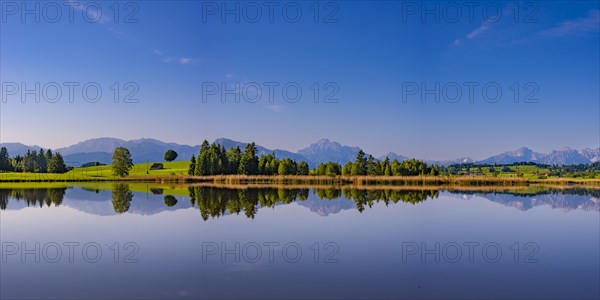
1 185 599 299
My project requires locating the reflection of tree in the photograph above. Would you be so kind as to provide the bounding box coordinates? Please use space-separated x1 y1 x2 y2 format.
112 184 133 214
0 189 9 210
191 187 308 221
342 189 439 211
316 189 341 200
0 188 67 209
45 188 66 207
187 187 441 220
164 195 178 207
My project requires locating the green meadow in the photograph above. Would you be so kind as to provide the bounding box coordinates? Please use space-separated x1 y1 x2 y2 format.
0 161 190 182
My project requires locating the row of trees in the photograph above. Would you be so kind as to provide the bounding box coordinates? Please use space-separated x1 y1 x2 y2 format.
339 150 440 176
187 143 438 177
0 147 67 173
188 141 310 176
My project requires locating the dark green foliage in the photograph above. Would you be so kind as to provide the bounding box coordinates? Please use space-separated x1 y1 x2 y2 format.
351 150 367 175
316 162 341 176
81 161 105 168
37 148 47 173
277 158 298 175
48 153 67 173
164 195 178 207
297 161 309 175
112 147 134 177
164 149 178 162
0 147 11 171
188 187 440 221
112 184 133 213
342 162 353 176
188 141 310 176
239 143 259 175
188 155 196 175
1 147 66 173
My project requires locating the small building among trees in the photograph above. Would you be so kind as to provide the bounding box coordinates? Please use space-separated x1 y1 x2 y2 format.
150 163 164 170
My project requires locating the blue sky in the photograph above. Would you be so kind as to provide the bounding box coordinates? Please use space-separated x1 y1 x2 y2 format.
1 0 599 160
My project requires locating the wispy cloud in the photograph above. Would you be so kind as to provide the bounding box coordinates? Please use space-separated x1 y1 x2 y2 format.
452 4 512 47
454 8 600 47
539 9 599 38
178 57 196 65
152 49 198 65
453 21 492 46
265 105 284 112
510 9 599 45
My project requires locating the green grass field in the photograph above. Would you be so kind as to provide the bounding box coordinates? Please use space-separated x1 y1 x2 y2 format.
464 165 553 179
0 161 190 181
1 161 599 185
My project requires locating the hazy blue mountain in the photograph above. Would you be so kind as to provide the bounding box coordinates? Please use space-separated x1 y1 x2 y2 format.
3 138 599 166
478 147 545 165
476 146 599 165
55 138 200 165
429 157 475 166
56 137 127 155
579 148 600 163
536 148 591 165
298 139 361 165
213 138 310 164
379 152 408 162
63 152 113 165
0 142 43 156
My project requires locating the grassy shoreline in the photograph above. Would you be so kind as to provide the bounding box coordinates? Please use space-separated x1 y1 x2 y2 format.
1 161 598 186
1 173 599 186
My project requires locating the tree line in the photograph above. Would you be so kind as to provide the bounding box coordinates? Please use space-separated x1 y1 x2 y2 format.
186 142 439 177
0 147 67 173
331 150 440 176
187 141 310 176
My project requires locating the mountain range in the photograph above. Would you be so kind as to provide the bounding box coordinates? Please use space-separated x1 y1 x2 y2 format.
1 138 598 166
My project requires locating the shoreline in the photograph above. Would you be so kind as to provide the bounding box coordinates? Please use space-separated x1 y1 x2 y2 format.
1 174 599 186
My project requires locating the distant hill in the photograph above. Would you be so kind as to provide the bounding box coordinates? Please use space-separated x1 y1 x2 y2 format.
213 138 309 165
580 148 600 163
1 138 598 166
54 138 200 164
0 142 43 156
476 147 599 165
298 139 361 165
478 147 545 165
379 152 409 162
535 148 591 165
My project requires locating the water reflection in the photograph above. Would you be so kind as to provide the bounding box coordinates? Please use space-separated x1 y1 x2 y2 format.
452 188 600 212
0 188 66 209
111 183 133 213
1 185 598 218
1 185 598 299
189 187 440 219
